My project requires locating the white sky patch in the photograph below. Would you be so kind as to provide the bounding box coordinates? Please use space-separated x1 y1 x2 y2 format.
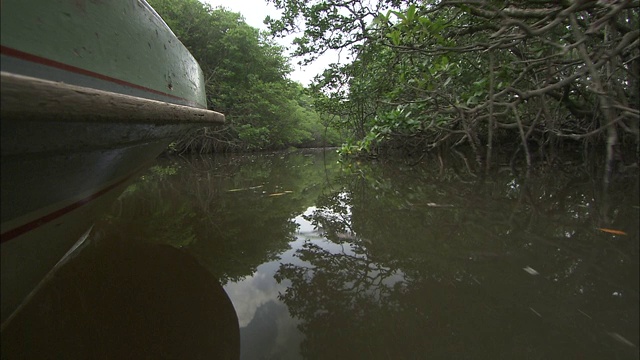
224 269 286 327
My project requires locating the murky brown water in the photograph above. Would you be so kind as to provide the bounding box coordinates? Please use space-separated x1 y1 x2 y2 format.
2 149 638 359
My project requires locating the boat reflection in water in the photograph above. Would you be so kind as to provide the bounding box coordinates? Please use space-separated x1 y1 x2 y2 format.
0 229 240 359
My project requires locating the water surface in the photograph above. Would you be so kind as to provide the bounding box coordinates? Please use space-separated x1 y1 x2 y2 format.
2 149 638 359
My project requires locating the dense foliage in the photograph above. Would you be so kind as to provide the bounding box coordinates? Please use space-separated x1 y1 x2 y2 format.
148 0 343 151
267 0 639 175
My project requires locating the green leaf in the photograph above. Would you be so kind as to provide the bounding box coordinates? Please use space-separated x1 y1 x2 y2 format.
390 10 406 21
406 5 416 22
386 30 401 45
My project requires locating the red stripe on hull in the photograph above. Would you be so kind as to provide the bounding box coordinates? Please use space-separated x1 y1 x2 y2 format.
0 45 202 108
0 174 135 244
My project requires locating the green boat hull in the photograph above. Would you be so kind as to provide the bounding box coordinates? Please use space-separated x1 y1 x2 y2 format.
1 0 206 108
0 0 224 326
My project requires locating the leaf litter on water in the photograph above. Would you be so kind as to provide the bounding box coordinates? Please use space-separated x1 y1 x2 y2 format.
597 228 627 236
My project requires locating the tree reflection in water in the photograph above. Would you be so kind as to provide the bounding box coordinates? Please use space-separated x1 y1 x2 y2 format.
274 154 638 359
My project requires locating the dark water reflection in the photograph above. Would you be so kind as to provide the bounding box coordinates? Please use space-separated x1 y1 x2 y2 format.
2 149 638 359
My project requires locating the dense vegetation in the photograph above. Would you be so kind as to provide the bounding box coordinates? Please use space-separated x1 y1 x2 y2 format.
148 0 343 152
152 0 638 180
266 0 639 176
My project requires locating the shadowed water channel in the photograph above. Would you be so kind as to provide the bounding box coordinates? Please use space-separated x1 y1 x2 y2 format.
2 149 638 359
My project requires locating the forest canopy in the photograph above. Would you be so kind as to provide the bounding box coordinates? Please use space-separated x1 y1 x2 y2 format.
148 0 344 152
266 0 639 172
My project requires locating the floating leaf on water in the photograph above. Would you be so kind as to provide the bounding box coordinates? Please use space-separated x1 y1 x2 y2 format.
268 191 293 197
227 188 246 192
607 332 636 347
407 202 451 208
577 309 592 319
597 228 627 236
523 266 539 275
529 307 542 317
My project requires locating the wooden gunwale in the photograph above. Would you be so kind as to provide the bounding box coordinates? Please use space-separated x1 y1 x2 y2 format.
1 71 225 124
